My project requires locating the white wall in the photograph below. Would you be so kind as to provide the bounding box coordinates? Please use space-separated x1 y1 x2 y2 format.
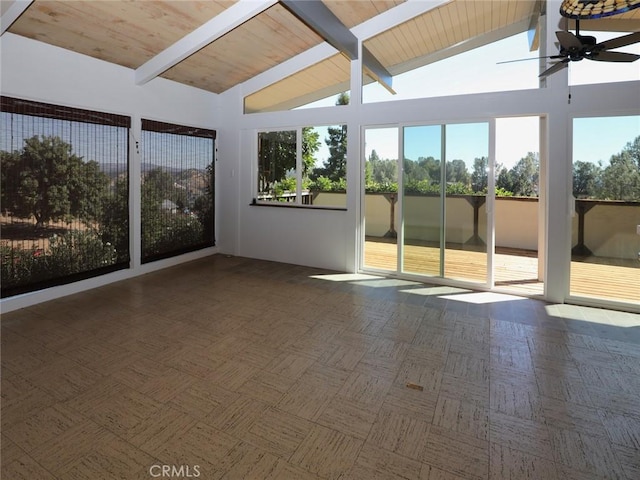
1 33 220 313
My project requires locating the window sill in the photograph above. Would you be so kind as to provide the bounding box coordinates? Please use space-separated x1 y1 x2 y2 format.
250 201 346 211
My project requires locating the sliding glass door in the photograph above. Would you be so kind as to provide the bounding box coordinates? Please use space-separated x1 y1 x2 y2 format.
363 122 489 285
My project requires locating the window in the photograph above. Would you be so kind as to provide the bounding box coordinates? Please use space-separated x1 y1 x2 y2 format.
570 115 640 305
363 31 539 104
0 96 130 297
256 123 347 208
140 120 215 263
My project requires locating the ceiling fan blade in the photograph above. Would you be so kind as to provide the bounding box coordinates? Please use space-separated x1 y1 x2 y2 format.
539 61 568 78
590 51 640 62
556 31 582 50
497 55 563 64
597 32 640 50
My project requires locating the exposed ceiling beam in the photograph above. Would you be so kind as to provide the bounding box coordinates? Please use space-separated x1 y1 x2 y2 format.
135 0 278 86
280 0 359 59
239 0 448 98
1 0 33 35
281 0 394 93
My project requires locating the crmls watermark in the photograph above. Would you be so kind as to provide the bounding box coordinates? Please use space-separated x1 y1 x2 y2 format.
149 465 201 478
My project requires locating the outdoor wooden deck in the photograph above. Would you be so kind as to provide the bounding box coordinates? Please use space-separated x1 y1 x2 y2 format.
364 239 639 303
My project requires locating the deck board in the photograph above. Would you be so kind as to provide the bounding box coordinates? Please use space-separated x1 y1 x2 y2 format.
364 240 639 303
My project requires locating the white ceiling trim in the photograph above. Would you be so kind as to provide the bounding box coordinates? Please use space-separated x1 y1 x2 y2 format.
0 0 33 35
135 0 278 86
238 0 449 97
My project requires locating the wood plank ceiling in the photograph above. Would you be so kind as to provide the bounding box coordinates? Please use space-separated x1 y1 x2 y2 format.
5 0 639 112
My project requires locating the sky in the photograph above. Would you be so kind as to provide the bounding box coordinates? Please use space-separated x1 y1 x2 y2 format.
309 30 639 169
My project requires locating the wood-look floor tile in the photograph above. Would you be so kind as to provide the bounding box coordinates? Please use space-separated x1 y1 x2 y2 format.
344 442 422 480
439 374 489 408
319 343 368 371
28 420 110 474
338 371 393 407
207 359 262 392
490 344 534 372
382 383 438 420
534 373 593 407
242 407 313 458
57 433 156 479
539 396 606 436
433 396 489 441
419 463 468 479
3 403 87 453
137 366 197 403
490 380 543 422
290 424 363 480
589 386 640 418
396 358 443 392
420 425 488 480
207 396 270 437
84 387 163 437
61 341 138 375
1 454 57 480
367 408 431 460
577 363 640 395
127 405 197 453
215 441 282 479
316 395 379 439
612 444 640 480
598 410 640 449
162 345 227 378
489 443 559 480
444 351 489 384
23 356 101 401
169 379 239 418
262 458 324 480
489 411 554 461
277 365 349 421
266 352 316 380
548 426 625 479
379 316 422 343
155 421 238 475
412 325 452 354
1 434 27 468
236 370 295 406
1 375 57 429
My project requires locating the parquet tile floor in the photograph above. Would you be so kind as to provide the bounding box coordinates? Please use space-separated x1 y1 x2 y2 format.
2 255 639 479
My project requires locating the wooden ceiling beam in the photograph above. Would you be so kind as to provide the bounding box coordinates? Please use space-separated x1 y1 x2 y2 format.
135 0 278 86
1 0 33 35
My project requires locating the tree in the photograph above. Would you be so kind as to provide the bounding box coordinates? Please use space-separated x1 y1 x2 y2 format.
446 159 470 186
312 93 349 183
572 160 602 198
471 156 488 192
0 136 108 227
600 149 640 201
509 152 539 196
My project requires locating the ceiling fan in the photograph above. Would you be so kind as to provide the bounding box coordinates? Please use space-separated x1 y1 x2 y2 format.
539 20 640 77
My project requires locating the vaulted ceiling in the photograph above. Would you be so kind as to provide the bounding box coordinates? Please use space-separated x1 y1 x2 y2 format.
2 0 639 112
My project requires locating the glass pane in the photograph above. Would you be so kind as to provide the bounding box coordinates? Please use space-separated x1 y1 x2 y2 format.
363 127 399 271
308 121 347 208
141 127 215 263
570 116 640 305
402 125 443 276
444 123 489 283
1 98 129 298
257 130 297 203
363 31 538 104
494 116 542 295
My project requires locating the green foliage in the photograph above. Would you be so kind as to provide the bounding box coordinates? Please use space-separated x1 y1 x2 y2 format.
573 160 602 199
100 177 129 263
1 231 117 291
191 162 215 243
142 213 204 258
471 156 488 193
494 187 514 197
1 136 109 227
